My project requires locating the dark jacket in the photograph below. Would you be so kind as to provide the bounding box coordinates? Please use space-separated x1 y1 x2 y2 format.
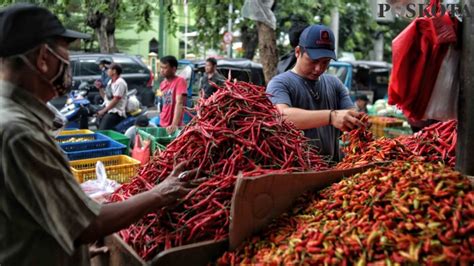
277 50 297 75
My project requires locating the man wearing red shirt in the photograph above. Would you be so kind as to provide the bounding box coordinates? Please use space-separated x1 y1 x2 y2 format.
159 56 187 134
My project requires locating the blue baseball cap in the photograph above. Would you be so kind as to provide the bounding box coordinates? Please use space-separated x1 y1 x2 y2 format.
298 24 336 61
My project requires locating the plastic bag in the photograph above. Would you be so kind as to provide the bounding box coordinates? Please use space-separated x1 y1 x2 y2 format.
126 94 141 113
80 161 120 202
388 0 458 120
131 134 150 165
46 102 67 137
423 45 460 121
242 0 276 30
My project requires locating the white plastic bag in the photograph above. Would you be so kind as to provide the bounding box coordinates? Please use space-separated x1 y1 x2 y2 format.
126 94 141 113
242 0 276 30
423 45 460 121
80 161 120 202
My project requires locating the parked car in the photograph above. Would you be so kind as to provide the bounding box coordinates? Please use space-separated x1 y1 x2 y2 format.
327 60 392 103
177 58 265 99
172 58 265 124
51 53 155 110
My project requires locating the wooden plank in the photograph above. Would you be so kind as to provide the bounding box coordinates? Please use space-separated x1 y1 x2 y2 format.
91 234 228 266
90 234 145 266
150 239 228 266
229 165 375 249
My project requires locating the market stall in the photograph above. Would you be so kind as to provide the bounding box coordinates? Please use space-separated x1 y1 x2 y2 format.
86 80 472 265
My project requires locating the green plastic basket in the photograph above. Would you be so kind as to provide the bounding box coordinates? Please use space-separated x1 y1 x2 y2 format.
137 129 167 155
95 130 131 155
138 127 181 146
383 127 413 138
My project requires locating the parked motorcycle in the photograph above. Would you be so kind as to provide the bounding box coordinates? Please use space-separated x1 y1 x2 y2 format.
59 82 98 129
94 89 148 133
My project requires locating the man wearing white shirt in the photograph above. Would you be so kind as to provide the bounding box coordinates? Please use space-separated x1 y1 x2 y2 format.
97 63 128 130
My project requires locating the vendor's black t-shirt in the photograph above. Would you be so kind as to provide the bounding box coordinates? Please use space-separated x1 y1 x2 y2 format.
200 72 225 99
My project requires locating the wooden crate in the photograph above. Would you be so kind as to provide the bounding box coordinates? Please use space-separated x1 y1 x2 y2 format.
91 165 376 265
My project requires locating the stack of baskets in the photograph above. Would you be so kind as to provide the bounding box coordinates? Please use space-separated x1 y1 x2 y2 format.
368 116 404 138
137 127 181 155
56 129 138 184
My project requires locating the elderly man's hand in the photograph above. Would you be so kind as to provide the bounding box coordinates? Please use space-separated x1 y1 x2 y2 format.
330 109 367 132
151 162 199 207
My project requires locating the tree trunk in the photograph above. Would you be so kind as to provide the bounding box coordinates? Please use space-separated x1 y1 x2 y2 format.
106 0 119 53
86 0 119 53
96 21 108 53
241 25 258 60
256 21 278 84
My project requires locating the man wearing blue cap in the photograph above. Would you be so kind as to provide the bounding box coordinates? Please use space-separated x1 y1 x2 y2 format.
267 24 366 162
0 4 196 265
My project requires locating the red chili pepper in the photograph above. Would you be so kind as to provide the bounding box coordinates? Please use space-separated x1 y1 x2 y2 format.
109 81 329 260
220 161 473 265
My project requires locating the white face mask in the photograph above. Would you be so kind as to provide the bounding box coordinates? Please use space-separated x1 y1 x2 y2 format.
19 44 73 97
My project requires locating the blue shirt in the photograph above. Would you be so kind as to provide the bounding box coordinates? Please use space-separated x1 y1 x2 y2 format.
266 71 354 161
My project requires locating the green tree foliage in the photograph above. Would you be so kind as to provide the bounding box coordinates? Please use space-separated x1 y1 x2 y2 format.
0 0 164 53
178 0 409 61
0 0 410 59
187 0 244 52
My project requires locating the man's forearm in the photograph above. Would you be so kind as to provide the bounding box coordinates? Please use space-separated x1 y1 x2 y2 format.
171 101 184 126
103 97 120 112
76 190 163 244
280 107 332 130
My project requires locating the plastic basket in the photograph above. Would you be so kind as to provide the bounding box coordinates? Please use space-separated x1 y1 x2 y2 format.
56 133 110 146
70 155 140 183
384 127 413 138
369 116 404 138
138 127 181 146
61 139 127 161
59 129 94 136
137 129 167 154
95 130 130 154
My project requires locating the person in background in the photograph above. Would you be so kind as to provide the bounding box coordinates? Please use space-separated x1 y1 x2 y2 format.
266 24 366 162
159 55 187 134
97 63 128 130
199 57 225 99
124 115 157 148
276 19 309 75
94 59 111 90
0 4 197 265
355 94 370 113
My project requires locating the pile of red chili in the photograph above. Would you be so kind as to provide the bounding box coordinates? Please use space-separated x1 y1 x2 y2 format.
109 81 329 260
337 120 457 169
400 119 457 167
218 161 474 265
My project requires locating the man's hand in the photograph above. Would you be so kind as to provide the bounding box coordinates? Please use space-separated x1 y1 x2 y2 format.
97 109 107 118
166 125 178 135
151 162 198 207
330 109 366 131
89 242 108 258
